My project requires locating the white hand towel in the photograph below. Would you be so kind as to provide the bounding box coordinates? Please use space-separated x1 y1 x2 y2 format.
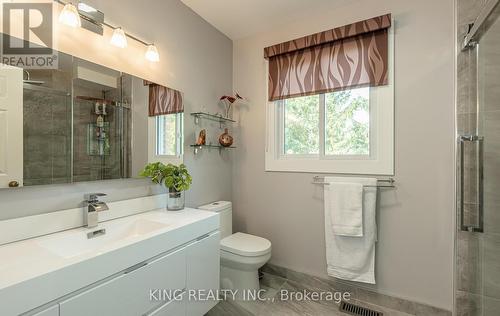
324 177 378 284
327 181 364 237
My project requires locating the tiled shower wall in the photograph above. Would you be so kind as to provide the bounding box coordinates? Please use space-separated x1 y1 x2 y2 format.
23 88 71 186
23 62 130 186
456 0 500 315
72 83 125 183
23 67 72 186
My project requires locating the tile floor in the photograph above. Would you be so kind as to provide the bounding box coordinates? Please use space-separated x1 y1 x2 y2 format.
206 272 415 316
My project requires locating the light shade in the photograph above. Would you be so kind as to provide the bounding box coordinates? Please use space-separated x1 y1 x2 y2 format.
110 27 127 48
58 3 81 28
145 44 160 62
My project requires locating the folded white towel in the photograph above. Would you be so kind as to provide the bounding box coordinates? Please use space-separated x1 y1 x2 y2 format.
327 181 364 237
324 177 378 284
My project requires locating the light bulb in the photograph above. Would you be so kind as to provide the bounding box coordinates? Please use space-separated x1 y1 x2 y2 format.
110 27 127 48
145 44 160 62
59 3 81 28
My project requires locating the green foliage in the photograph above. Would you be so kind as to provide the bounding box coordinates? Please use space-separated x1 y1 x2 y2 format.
140 162 192 192
283 88 369 156
325 89 369 155
284 95 320 154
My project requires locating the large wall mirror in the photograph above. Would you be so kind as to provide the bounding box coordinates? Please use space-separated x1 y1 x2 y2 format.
0 35 183 189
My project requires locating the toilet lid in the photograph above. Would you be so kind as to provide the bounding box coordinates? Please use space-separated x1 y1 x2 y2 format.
220 232 271 257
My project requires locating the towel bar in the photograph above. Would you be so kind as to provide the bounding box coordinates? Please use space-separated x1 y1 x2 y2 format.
311 176 395 188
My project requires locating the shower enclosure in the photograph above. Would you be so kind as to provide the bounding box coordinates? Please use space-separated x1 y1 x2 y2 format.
456 0 500 314
20 53 131 186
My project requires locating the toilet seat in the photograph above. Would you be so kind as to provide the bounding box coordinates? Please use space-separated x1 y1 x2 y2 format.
220 232 271 257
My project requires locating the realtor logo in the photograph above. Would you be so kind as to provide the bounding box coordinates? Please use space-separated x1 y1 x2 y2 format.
2 2 57 69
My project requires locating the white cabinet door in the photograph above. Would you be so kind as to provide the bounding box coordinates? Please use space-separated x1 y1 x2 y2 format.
29 305 59 316
186 232 220 316
0 65 23 188
59 248 186 316
148 294 186 316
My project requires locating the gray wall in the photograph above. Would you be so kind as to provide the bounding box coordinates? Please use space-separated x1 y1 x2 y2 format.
232 0 455 310
0 0 233 219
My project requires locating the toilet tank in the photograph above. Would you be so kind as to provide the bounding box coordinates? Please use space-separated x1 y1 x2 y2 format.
198 201 232 239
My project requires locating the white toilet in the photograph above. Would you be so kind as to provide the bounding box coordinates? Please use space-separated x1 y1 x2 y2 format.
199 201 272 293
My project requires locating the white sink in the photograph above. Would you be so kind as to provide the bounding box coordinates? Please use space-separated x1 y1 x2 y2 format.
36 219 169 258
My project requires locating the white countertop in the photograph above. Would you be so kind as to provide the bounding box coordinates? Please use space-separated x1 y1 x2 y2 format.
0 208 219 315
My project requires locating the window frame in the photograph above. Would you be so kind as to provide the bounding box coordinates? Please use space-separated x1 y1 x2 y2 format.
148 112 183 165
277 90 375 160
265 26 394 175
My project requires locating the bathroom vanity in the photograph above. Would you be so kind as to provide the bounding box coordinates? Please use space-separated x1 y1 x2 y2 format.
0 204 220 316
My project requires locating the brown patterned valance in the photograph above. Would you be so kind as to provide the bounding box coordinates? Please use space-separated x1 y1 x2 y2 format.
144 81 183 116
264 14 391 101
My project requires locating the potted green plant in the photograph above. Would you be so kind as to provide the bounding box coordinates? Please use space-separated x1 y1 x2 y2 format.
140 162 192 210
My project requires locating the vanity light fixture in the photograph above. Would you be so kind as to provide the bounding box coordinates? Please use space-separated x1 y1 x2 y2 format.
77 3 97 13
110 27 128 48
145 44 160 62
56 1 160 61
59 2 81 28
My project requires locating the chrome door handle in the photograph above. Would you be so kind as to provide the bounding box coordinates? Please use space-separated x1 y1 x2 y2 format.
459 135 484 233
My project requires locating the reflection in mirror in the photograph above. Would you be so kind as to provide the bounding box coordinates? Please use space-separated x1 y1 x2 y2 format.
122 73 149 178
72 58 128 183
23 52 72 186
123 75 185 177
0 34 183 189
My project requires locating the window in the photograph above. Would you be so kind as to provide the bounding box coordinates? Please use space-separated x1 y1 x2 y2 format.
280 88 370 158
156 114 178 156
265 22 394 175
325 88 370 156
148 113 183 164
266 85 393 175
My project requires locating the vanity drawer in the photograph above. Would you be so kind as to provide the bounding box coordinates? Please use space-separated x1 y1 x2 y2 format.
147 294 186 316
59 247 186 316
29 305 59 316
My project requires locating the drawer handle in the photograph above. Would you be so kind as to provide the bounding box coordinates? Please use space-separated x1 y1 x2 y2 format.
196 233 210 241
124 262 148 274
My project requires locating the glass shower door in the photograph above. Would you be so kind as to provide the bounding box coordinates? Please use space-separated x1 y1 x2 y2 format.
475 9 500 314
456 2 500 315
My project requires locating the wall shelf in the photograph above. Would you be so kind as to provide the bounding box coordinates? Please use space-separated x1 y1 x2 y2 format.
190 144 235 155
191 112 236 127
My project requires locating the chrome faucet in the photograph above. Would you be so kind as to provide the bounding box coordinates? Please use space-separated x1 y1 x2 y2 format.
85 193 109 228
